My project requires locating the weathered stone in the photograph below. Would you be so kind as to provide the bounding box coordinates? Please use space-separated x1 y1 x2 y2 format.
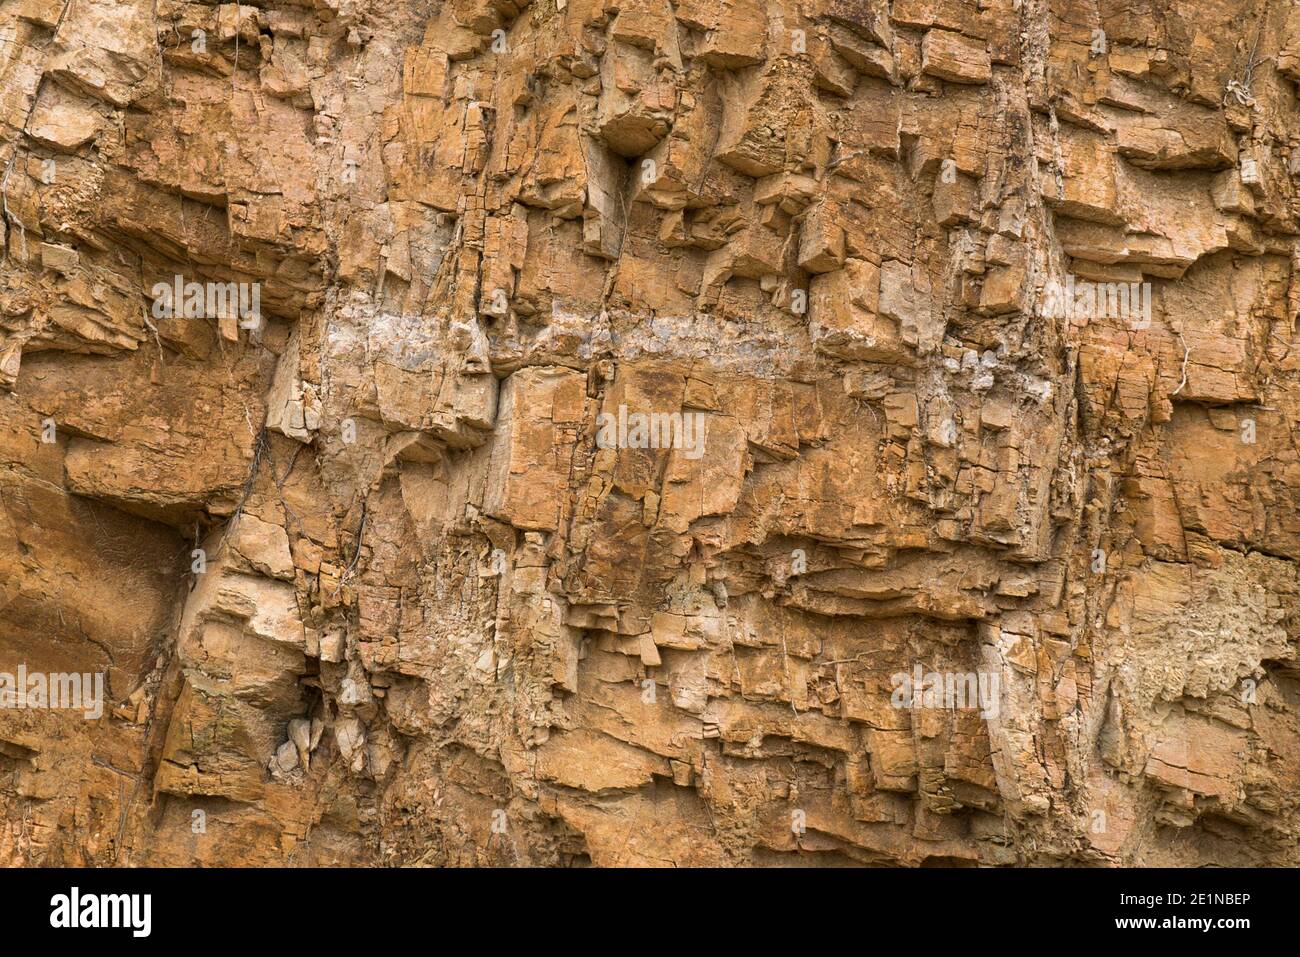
1 0 1298 873
920 29 991 86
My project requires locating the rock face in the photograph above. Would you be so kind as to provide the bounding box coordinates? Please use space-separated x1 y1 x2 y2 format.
1 0 1299 868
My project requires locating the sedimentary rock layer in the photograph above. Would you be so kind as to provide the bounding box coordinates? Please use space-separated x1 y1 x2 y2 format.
1 0 1298 866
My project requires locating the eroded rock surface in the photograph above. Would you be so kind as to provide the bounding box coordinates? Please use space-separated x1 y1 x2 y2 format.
1 0 1299 866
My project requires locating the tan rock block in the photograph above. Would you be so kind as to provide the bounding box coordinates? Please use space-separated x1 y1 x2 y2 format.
920 29 990 85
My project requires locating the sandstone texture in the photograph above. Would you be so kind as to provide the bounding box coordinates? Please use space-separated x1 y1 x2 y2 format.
1 0 1299 867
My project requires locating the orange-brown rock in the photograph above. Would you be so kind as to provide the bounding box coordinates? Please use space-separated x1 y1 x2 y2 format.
1 0 1298 867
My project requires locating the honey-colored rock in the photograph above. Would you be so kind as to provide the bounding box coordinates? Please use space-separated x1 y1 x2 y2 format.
0 0 1298 869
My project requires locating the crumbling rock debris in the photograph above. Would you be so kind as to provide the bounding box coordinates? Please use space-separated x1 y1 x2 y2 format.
0 0 1298 867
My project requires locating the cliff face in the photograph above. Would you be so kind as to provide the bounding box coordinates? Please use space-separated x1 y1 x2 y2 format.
1 0 1299 867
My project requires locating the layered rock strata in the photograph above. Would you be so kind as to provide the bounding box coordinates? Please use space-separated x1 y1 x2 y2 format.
1 0 1299 866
